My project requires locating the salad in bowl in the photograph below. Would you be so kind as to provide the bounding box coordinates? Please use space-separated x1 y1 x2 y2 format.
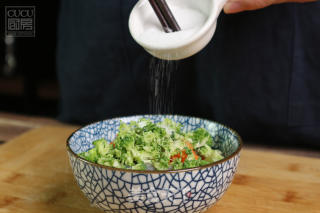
79 118 224 171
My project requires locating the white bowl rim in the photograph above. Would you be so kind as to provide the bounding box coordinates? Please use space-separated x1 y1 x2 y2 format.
66 114 243 174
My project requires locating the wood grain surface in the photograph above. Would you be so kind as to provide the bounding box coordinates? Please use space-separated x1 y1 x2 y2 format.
0 112 61 142
0 126 319 213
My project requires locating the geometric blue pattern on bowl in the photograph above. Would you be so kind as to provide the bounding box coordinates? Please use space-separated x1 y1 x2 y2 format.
67 115 242 213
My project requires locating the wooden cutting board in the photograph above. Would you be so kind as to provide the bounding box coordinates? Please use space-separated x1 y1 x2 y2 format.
0 126 319 213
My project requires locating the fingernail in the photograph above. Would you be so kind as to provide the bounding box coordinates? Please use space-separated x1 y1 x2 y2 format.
224 1 245 14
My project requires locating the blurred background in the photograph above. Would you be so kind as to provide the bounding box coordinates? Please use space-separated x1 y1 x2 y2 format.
0 0 319 156
0 0 59 118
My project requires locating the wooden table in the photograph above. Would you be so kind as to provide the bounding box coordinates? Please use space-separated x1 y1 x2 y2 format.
0 113 320 213
0 112 61 142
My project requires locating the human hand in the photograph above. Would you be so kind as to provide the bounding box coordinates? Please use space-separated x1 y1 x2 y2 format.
224 0 316 14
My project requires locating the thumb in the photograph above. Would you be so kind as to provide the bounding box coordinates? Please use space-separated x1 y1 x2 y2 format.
223 0 273 14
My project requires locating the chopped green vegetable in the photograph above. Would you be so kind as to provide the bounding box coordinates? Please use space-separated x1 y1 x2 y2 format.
78 118 225 170
197 145 224 163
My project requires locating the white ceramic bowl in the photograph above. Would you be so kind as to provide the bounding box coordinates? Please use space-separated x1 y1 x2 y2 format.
129 0 227 60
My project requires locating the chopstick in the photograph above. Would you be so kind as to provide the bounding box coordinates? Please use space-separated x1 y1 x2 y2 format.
148 0 171 33
148 0 181 33
156 0 181 32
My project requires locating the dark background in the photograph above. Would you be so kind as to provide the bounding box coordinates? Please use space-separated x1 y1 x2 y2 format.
0 0 59 117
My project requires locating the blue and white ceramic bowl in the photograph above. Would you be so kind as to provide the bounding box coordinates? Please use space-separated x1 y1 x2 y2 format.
67 115 242 213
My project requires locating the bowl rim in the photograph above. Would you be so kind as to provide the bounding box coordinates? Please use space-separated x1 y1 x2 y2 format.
66 114 243 174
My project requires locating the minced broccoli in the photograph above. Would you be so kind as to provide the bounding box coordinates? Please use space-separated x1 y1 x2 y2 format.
78 118 224 170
